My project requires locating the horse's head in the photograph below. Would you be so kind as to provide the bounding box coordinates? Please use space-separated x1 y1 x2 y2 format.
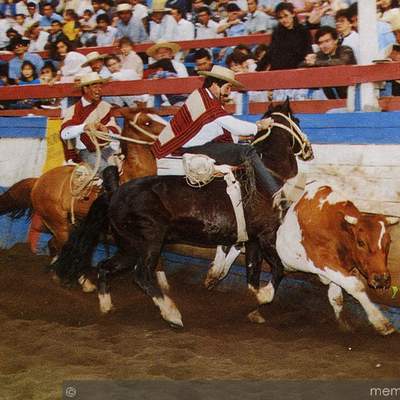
254 98 314 162
119 108 167 145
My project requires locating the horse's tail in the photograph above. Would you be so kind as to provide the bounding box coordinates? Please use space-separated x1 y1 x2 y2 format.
54 166 120 286
0 178 37 219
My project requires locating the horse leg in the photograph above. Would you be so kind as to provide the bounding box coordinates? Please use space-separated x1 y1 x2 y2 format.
97 252 136 314
205 245 241 290
326 282 352 332
133 247 183 328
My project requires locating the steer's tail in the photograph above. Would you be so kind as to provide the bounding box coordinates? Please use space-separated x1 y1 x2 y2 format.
0 178 37 219
54 166 120 286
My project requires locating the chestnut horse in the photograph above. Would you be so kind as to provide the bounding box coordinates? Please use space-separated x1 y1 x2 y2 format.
0 109 166 289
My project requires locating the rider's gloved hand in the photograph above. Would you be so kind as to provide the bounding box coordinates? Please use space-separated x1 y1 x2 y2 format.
256 117 273 132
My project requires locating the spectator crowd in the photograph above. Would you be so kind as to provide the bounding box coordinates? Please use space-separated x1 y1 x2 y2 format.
0 0 399 108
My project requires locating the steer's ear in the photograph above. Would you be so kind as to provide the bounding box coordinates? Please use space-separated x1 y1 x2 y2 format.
344 215 358 225
385 216 399 226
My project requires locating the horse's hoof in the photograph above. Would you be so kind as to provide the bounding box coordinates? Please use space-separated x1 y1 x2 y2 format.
79 276 97 293
247 309 266 324
256 282 275 304
98 293 114 314
168 320 184 329
378 322 396 336
51 272 61 284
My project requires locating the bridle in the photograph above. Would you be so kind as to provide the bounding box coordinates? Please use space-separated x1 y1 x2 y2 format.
252 112 312 159
127 112 162 145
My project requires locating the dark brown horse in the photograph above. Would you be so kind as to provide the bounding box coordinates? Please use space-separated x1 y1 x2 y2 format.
54 100 314 326
0 109 166 290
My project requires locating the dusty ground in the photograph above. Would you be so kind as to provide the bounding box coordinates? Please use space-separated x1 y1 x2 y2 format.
0 244 400 400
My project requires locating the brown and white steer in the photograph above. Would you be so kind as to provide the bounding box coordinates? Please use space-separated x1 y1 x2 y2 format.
276 183 398 335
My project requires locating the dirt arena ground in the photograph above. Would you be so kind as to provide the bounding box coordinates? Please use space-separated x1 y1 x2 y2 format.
0 244 400 400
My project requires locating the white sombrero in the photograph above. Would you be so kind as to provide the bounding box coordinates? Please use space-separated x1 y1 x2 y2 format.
198 65 244 88
116 3 133 12
146 40 181 58
81 51 106 67
78 71 110 87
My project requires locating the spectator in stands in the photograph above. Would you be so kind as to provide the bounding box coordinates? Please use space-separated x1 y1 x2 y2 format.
335 8 359 62
16 0 30 16
254 43 270 70
81 51 110 78
46 20 67 49
131 0 148 20
98 0 114 19
171 6 195 40
25 2 40 27
39 4 63 30
75 0 94 17
193 48 214 73
79 9 97 46
118 36 143 78
19 59 40 84
301 25 356 98
91 0 105 20
245 0 272 34
195 6 221 39
104 53 147 107
217 3 246 36
8 36 44 82
115 2 148 44
146 40 188 76
59 50 90 83
147 0 176 42
6 28 20 47
94 13 116 46
377 0 399 19
0 12 11 50
0 0 17 19
269 2 312 70
49 37 74 62
14 13 27 35
62 9 80 43
384 10 400 43
26 21 49 52
40 60 58 83
348 2 396 59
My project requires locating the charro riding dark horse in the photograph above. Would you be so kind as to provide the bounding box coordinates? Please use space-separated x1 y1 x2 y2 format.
55 100 314 327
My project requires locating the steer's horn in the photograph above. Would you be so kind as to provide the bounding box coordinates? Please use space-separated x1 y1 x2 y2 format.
385 216 399 226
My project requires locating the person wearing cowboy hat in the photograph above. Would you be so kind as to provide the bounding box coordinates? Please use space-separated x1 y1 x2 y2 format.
146 40 188 77
152 65 280 196
115 2 148 45
81 51 111 78
60 71 121 171
147 0 176 42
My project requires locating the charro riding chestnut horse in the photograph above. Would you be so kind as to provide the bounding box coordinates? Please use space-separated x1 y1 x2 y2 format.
55 100 314 327
0 109 166 290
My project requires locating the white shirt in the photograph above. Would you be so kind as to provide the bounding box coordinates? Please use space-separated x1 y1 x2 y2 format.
149 14 176 42
0 19 11 49
182 90 257 148
195 20 222 39
133 3 148 20
341 30 360 63
28 31 50 52
172 18 195 41
96 26 117 46
171 60 188 77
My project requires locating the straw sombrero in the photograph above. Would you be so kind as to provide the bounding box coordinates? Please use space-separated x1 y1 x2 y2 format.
198 65 244 88
81 51 106 67
146 40 181 58
116 3 133 12
149 0 171 13
78 71 110 87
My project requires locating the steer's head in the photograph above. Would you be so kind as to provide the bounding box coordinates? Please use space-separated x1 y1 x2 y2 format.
342 213 399 289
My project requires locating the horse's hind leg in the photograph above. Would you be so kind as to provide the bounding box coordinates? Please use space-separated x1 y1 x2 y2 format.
97 252 135 313
134 246 183 328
